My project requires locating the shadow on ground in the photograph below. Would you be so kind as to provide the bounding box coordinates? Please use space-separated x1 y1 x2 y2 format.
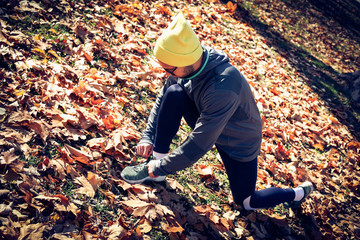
229 0 360 140
307 0 360 37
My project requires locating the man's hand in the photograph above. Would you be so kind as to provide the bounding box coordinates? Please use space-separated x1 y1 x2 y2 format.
147 160 158 178
136 143 153 158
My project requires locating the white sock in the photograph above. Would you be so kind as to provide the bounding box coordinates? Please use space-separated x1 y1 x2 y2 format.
293 187 305 201
153 151 167 160
243 196 257 210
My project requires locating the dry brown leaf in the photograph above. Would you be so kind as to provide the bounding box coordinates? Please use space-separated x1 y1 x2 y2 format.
49 159 67 180
121 199 152 209
74 24 89 40
137 218 152 233
1 148 18 165
75 175 95 198
155 204 175 217
64 144 92 160
28 121 49 142
18 223 46 240
134 103 146 113
196 164 214 178
162 215 184 233
194 205 212 215
220 217 232 230
102 223 126 239
0 204 12 215
51 194 70 205
121 126 141 141
133 204 153 217
167 178 184 191
187 183 197 192
87 172 102 193
109 129 125 151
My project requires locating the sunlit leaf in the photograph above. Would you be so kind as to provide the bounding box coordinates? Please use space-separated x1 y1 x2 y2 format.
31 48 46 57
48 50 60 59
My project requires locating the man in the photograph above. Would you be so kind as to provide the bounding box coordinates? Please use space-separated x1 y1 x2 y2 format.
121 12 313 210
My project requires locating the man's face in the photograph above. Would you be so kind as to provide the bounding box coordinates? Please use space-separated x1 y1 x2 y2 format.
157 60 191 78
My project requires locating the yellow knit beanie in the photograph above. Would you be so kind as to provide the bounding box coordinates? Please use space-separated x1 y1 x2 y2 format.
154 12 203 67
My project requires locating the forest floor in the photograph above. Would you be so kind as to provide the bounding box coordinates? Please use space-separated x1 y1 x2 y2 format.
0 0 360 239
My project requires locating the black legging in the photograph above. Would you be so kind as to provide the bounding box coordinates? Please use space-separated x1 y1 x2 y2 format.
153 84 295 209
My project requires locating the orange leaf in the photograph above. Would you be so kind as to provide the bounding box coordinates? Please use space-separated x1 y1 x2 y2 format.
347 141 360 151
51 194 69 205
165 225 184 233
73 156 91 165
102 116 115 129
270 88 281 96
313 143 325 151
226 1 237 13
196 164 213 177
329 116 338 124
162 216 184 233
132 2 142 9
24 191 33 204
275 143 290 160
155 5 173 16
90 97 104 105
194 205 212 214
94 38 105 46
99 60 108 68
83 51 94 62
34 34 42 41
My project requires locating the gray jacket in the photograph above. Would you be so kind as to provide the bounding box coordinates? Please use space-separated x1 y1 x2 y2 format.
140 46 262 176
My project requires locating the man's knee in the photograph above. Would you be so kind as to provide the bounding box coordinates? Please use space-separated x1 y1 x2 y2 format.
165 84 185 100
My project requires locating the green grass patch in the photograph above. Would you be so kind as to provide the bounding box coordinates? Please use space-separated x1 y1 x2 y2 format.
62 179 76 197
93 203 118 222
312 59 328 70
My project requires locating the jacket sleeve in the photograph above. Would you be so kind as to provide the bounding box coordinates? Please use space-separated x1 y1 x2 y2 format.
139 76 176 145
153 88 240 176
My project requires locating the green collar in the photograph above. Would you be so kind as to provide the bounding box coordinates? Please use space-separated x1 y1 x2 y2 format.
183 52 209 80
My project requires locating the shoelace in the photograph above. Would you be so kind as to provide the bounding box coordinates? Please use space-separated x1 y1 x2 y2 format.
133 162 147 171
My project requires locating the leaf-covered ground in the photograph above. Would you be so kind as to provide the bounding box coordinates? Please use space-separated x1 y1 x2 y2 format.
0 0 359 239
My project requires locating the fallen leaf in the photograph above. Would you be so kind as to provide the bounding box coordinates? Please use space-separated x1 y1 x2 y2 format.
87 172 102 193
75 176 95 198
313 143 325 151
31 48 46 58
196 164 214 178
103 223 126 239
0 204 12 216
136 218 152 233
